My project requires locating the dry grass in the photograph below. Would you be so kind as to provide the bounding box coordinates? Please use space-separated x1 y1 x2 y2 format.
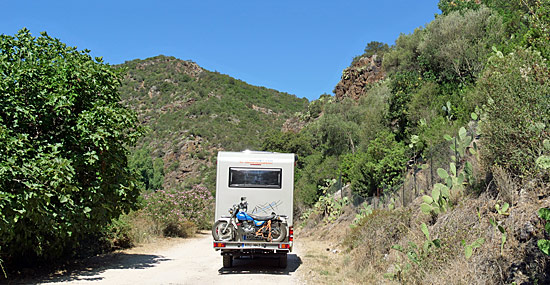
123 210 162 244
297 174 550 284
492 165 518 205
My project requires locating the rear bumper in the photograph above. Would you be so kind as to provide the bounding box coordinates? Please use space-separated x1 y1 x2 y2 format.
214 241 292 255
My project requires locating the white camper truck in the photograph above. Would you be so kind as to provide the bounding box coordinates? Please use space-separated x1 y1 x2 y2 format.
212 151 295 268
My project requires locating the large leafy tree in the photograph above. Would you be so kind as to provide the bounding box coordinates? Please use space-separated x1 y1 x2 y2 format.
0 29 142 261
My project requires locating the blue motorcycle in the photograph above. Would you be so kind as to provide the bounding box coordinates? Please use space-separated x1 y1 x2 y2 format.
212 197 287 242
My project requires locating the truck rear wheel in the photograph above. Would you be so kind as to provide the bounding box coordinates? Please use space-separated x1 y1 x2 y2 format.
278 253 287 268
223 255 233 268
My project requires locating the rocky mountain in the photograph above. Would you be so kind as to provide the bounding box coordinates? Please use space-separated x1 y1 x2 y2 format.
118 55 308 190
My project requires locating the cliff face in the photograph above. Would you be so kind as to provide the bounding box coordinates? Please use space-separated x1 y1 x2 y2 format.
333 55 385 101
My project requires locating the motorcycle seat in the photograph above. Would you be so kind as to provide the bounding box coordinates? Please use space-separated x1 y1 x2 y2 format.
249 213 276 221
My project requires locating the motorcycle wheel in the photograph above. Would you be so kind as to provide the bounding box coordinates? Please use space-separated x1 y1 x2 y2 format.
270 222 287 242
212 220 233 241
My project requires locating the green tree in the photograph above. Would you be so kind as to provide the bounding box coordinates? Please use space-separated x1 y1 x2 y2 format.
128 147 164 191
348 131 407 197
418 7 505 83
151 157 165 190
438 0 482 15
363 41 390 58
0 29 142 261
351 41 390 66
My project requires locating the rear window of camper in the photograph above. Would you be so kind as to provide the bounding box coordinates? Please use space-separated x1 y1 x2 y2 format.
229 168 282 189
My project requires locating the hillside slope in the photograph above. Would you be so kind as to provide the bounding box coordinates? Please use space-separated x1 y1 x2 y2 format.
118 55 308 190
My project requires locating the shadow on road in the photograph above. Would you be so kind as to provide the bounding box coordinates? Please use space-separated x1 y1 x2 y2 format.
32 252 171 284
218 254 302 275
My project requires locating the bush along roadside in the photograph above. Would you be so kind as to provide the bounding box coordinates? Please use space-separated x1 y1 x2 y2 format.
143 185 214 237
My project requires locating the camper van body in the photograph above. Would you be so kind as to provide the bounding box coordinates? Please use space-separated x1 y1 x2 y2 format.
213 151 295 267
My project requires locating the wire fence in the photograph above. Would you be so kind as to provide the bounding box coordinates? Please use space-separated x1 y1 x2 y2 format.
327 126 477 212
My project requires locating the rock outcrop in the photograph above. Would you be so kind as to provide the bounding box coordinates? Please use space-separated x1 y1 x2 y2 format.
333 55 385 101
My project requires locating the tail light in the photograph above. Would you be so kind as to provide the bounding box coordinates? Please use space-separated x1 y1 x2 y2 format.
289 226 293 242
213 242 226 248
279 243 291 249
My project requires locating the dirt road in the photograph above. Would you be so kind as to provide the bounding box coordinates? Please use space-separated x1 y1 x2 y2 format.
37 232 304 285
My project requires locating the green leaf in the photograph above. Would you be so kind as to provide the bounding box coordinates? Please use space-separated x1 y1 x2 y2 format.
538 208 550 221
472 238 485 248
14 208 26 214
450 163 456 176
422 195 434 204
440 185 450 198
432 187 441 202
421 203 433 213
391 244 404 252
501 203 509 213
470 112 478 120
538 239 550 255
444 134 453 141
457 172 465 185
459 127 467 140
421 223 430 240
59 195 69 203
498 225 505 234
83 207 91 213
536 156 550 170
464 162 473 176
437 168 449 179
465 246 473 259
432 239 441 248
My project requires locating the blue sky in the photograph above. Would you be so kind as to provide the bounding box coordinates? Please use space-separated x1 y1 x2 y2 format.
2 1 440 101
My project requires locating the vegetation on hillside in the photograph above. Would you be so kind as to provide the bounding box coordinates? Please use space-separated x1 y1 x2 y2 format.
271 1 549 283
118 55 308 191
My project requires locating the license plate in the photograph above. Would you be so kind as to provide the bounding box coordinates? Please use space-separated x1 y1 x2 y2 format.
241 243 264 248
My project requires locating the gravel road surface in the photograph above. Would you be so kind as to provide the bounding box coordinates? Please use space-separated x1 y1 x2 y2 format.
38 232 303 285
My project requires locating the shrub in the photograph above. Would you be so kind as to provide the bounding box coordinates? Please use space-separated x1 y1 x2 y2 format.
104 210 161 247
478 47 550 178
357 82 391 147
418 6 505 84
295 154 340 208
0 29 142 262
143 185 214 235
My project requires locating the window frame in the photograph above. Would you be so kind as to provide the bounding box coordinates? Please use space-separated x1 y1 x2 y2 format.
228 167 283 189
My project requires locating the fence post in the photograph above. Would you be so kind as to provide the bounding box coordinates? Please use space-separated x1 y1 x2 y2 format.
430 151 433 188
455 135 460 164
402 178 405 207
414 166 417 197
